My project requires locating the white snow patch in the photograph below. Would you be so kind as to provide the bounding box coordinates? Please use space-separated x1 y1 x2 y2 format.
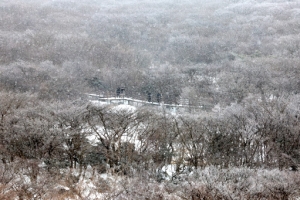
111 104 137 113
55 185 70 191
86 134 98 146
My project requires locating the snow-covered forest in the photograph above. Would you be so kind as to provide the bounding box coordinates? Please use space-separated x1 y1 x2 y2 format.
0 0 300 199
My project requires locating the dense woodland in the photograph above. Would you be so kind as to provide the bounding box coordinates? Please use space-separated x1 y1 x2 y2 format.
0 0 300 199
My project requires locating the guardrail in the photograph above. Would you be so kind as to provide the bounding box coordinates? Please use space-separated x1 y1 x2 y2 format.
87 94 213 113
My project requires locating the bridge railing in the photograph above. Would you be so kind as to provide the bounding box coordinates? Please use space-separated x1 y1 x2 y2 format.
87 94 213 113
